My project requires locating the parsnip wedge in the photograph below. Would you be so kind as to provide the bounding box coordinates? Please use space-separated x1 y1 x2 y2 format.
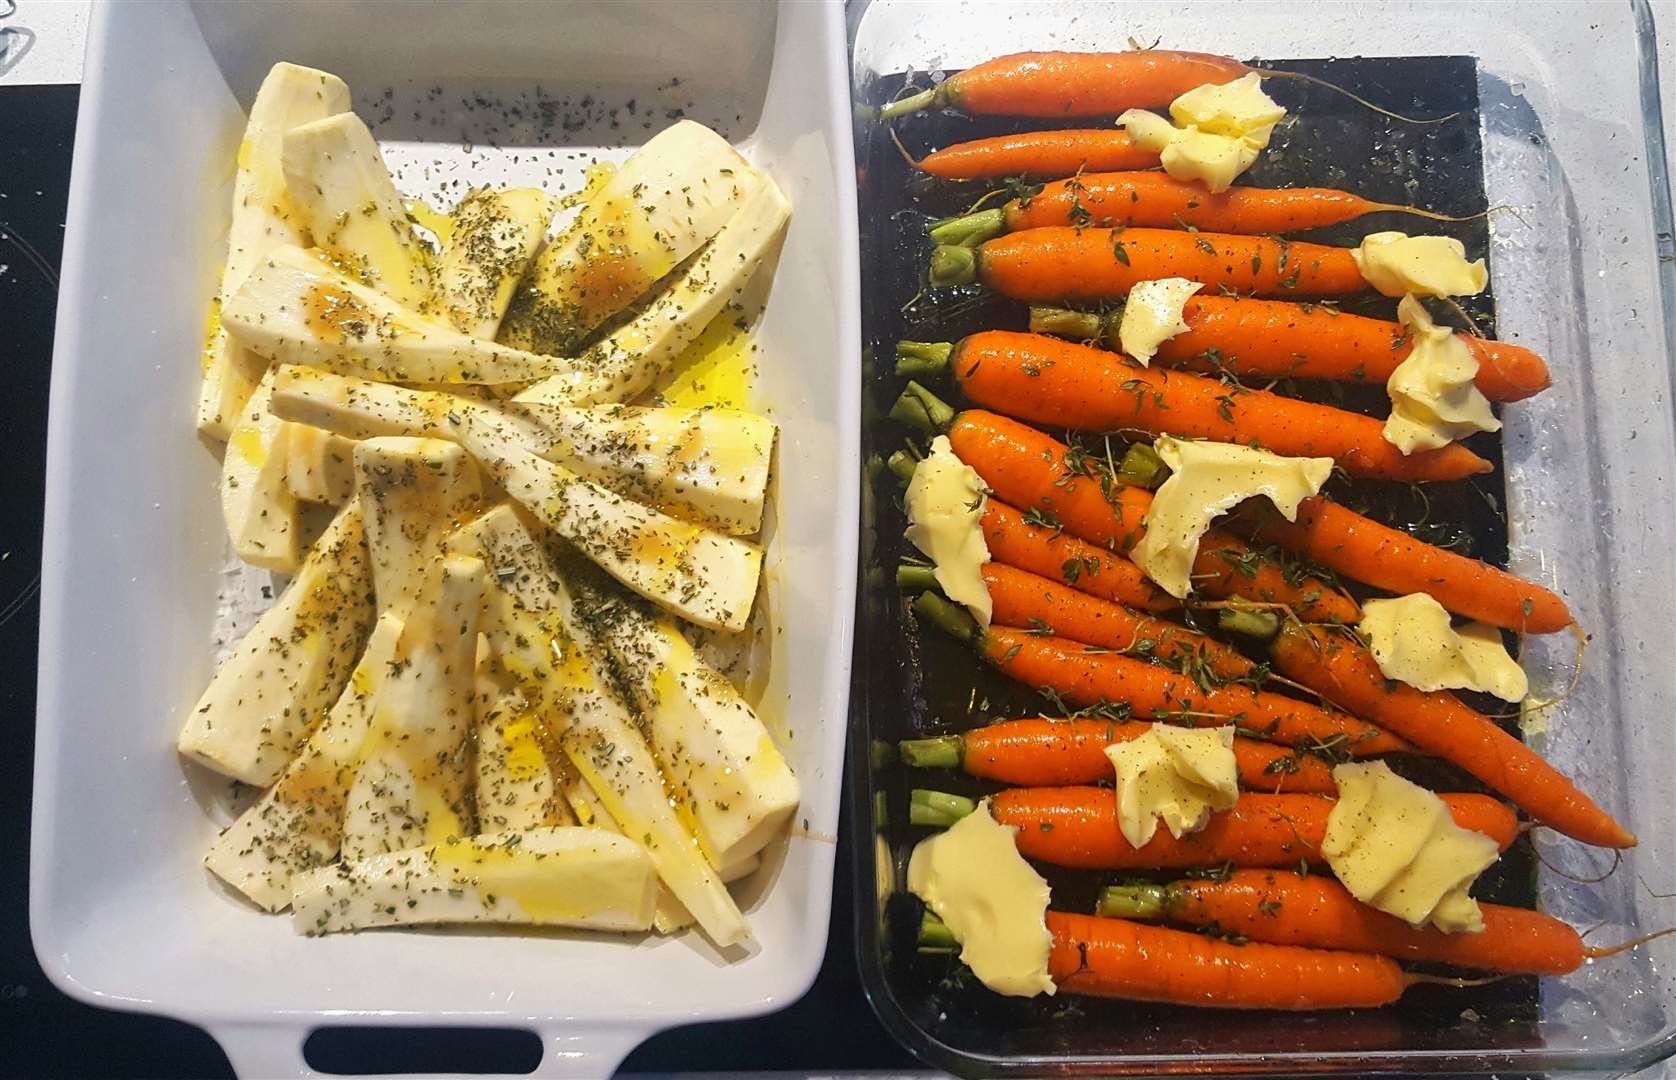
293 827 658 935
179 499 374 786
284 423 356 505
515 177 791 408
340 554 485 862
220 368 303 571
430 187 554 339
222 245 575 385
654 852 761 935
204 612 403 911
352 437 482 617
574 573 798 868
474 653 571 833
271 368 763 631
282 112 434 308
197 62 350 440
498 121 758 355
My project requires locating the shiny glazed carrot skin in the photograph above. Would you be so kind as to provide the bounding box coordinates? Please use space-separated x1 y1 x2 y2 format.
945 51 1253 117
981 628 1411 757
961 717 1338 792
993 786 1517 870
948 411 1360 623
1269 622 1632 849
1047 911 1408 1009
918 130 1159 180
1158 296 1551 403
981 500 1176 612
951 331 1493 483
1008 172 1379 233
974 228 1368 301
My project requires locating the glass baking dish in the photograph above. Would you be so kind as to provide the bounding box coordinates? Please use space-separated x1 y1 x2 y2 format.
845 0 1676 1074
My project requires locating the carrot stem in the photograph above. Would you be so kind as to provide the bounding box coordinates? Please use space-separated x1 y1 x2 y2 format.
895 563 940 592
886 450 919 485
1218 607 1281 641
899 735 964 770
1115 443 1167 489
910 787 978 827
894 340 954 378
1097 882 1170 921
918 910 960 952
929 244 979 287
880 85 945 120
929 208 1007 247
913 591 979 644
891 380 957 433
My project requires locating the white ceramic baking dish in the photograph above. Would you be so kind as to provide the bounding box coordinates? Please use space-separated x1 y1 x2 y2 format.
30 1 858 1076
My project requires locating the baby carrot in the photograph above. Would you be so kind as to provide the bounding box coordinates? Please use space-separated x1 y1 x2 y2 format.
915 130 1159 180
929 227 1368 299
940 332 1493 482
880 51 1251 120
1097 870 1587 976
981 499 1177 612
899 716 1338 793
1269 622 1632 849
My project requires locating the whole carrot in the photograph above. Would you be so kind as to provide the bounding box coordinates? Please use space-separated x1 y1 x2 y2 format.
1030 295 1551 403
1097 869 1587 975
979 560 1256 681
933 172 1474 243
986 786 1517 869
981 499 1177 612
1269 622 1632 849
929 227 1368 299
900 717 1338 792
915 130 1158 181
937 330 1491 482
880 51 1251 120
969 622 1409 757
1252 499 1571 633
940 408 1359 623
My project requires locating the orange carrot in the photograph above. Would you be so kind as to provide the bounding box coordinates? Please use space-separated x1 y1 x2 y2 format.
1030 295 1550 403
901 717 1338 793
915 130 1159 180
1046 911 1411 1008
930 227 1369 299
984 561 1255 681
946 331 1491 482
880 51 1252 120
981 500 1176 612
976 626 1409 757
946 410 1359 623
991 786 1518 870
1269 622 1632 848
1004 172 1427 233
1098 869 1586 976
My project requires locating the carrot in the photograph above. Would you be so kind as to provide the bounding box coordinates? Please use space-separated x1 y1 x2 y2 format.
1030 295 1551 403
982 561 1256 681
1269 622 1632 848
929 227 1369 300
879 51 1252 120
981 499 1177 612
900 716 1338 793
1097 869 1586 976
941 331 1492 482
1251 498 1571 633
968 624 1410 758
988 786 1518 870
915 130 1159 181
1045 911 1408 1009
944 409 1359 622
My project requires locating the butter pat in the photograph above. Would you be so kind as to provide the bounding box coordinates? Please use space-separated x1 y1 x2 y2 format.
1353 232 1487 298
1360 593 1527 701
1105 725 1239 849
907 800 1055 997
1118 110 1259 194
1323 762 1499 933
1120 278 1203 364
1169 73 1286 148
905 435 992 626
1383 296 1501 454
1134 437 1332 598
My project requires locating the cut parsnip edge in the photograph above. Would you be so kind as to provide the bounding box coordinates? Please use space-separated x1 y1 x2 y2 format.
282 112 434 309
430 187 553 339
179 498 374 787
352 437 483 618
293 826 659 935
284 424 356 505
498 120 759 355
270 368 763 631
340 553 484 862
220 369 303 571
198 62 351 440
204 612 403 911
573 571 799 869
515 176 792 408
222 245 578 386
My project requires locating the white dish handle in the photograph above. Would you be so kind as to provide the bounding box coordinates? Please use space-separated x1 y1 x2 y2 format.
208 1021 653 1078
